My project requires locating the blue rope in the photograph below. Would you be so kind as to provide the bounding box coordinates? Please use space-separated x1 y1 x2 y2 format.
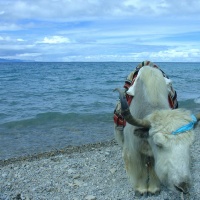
172 115 197 135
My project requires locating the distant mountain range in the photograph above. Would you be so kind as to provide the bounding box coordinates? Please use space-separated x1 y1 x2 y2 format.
0 58 33 62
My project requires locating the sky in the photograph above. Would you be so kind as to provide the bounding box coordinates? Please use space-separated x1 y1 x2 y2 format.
0 0 200 62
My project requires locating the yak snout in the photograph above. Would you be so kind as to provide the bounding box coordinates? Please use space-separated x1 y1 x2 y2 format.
174 181 190 194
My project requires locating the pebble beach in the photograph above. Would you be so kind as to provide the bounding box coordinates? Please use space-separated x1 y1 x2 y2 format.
1 126 200 200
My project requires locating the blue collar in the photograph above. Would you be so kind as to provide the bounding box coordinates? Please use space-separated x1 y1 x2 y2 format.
172 115 197 135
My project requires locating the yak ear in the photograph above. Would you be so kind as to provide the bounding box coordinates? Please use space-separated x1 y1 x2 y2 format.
134 128 149 138
152 132 167 147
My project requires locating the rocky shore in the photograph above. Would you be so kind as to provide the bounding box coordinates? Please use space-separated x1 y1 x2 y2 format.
1 127 200 200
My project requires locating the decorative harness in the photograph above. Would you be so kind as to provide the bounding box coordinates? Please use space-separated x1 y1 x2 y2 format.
114 61 178 128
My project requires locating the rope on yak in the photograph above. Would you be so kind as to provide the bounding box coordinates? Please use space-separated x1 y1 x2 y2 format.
172 115 197 135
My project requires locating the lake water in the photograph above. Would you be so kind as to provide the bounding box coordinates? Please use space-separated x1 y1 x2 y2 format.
0 62 199 160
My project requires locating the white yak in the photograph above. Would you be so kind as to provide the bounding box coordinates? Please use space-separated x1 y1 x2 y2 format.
114 66 200 196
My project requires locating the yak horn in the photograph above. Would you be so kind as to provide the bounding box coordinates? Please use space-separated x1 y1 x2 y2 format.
195 113 200 122
114 88 151 129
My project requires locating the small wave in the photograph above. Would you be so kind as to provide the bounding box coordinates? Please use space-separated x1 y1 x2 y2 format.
1 112 74 128
178 98 199 112
69 77 82 81
194 97 200 104
0 113 8 119
1 112 112 129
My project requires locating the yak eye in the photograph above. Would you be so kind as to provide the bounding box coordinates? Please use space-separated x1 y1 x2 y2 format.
155 143 163 148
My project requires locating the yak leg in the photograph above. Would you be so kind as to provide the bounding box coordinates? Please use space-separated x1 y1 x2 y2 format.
123 148 149 195
147 157 161 195
114 124 124 147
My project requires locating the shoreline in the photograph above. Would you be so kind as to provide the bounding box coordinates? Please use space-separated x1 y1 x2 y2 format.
1 128 200 200
0 140 116 167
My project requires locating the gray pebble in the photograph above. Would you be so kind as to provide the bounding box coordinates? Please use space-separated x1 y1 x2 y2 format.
0 132 200 200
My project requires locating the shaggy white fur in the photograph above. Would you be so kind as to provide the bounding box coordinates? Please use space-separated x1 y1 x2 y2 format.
115 66 195 196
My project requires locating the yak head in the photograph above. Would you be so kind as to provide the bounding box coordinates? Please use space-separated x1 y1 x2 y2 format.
146 109 197 194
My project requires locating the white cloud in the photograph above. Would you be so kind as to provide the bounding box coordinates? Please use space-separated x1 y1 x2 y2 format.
60 47 200 62
0 10 5 15
0 36 25 42
131 48 200 62
0 36 11 41
0 23 21 31
17 38 25 42
0 0 200 61
16 53 42 58
1 0 200 21
36 36 71 44
2 52 41 61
